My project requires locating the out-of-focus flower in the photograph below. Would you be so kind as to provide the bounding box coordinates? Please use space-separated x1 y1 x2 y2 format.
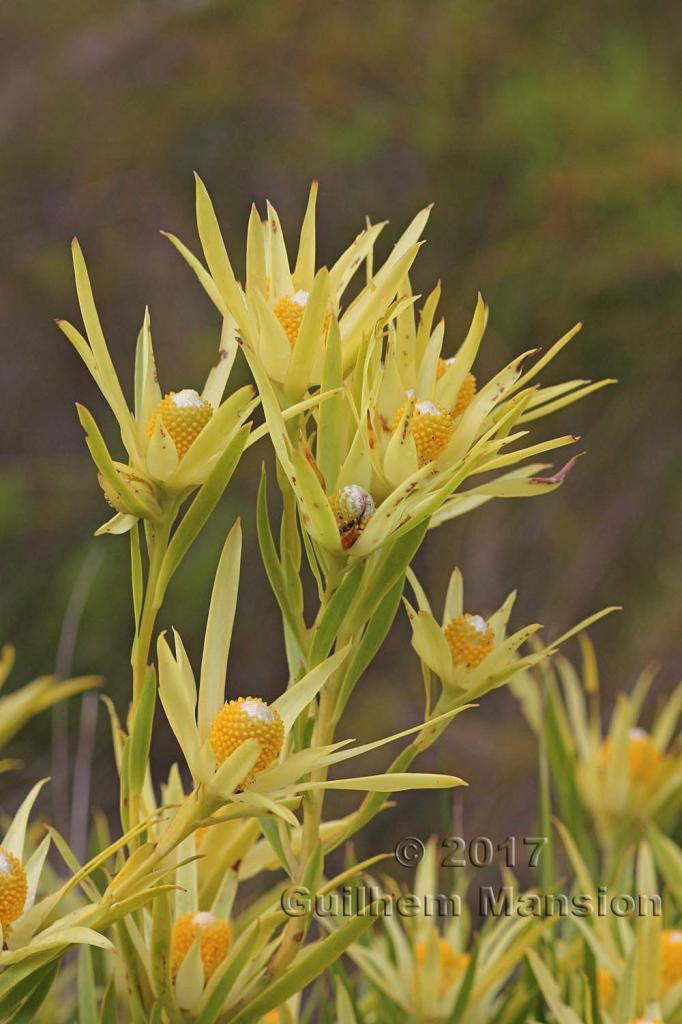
526 841 679 1024
512 635 681 855
661 929 682 995
0 644 99 756
343 839 549 1023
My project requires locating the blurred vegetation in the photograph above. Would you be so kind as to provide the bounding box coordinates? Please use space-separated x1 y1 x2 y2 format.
1 0 680 858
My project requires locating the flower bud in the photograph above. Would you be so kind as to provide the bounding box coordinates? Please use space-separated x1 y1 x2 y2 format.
171 911 230 982
209 697 284 777
443 614 494 668
392 400 452 465
147 390 213 459
0 847 27 928
273 290 309 347
98 463 160 518
330 484 375 550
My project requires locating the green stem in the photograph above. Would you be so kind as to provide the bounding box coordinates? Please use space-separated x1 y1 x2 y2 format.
126 500 178 836
131 512 173 713
269 588 353 978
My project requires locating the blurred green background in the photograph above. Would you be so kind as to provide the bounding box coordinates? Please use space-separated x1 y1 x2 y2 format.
1 0 680 862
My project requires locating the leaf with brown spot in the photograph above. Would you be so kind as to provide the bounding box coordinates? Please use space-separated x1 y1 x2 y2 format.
530 452 584 485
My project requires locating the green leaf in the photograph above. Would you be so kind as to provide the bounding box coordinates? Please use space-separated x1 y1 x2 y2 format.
272 646 350 733
526 949 583 1024
286 267 330 396
76 405 154 519
155 424 249 606
198 519 242 740
195 925 261 1024
229 903 385 1024
133 307 161 428
293 181 318 291
128 665 157 795
351 521 428 628
162 230 227 315
310 563 365 666
334 575 405 720
317 318 344 492
259 816 293 877
649 822 682 904
97 977 118 1024
447 938 479 1023
7 962 59 1024
71 239 139 459
149 889 172 1008
256 464 308 655
130 524 143 634
77 945 98 1024
2 778 48 859
194 174 251 332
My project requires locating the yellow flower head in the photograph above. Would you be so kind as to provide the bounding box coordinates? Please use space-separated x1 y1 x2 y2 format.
600 727 662 784
146 390 213 459
392 400 452 466
661 929 682 995
171 911 230 982
436 365 477 418
330 484 375 550
415 938 469 995
264 1013 280 1024
0 847 27 928
443 614 494 668
209 697 284 776
597 966 615 1008
273 291 310 347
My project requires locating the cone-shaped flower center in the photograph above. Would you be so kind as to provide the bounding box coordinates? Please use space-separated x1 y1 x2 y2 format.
0 847 27 927
443 614 494 668
661 929 682 994
274 290 309 347
392 399 452 466
171 911 230 982
147 390 213 459
600 727 662 784
436 364 477 417
209 697 284 776
415 937 469 995
597 966 615 1007
330 484 375 550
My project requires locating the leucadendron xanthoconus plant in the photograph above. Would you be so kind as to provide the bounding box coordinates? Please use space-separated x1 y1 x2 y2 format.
0 177 631 1020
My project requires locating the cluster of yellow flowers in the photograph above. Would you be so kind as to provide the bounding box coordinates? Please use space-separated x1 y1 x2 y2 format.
0 178 676 1024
